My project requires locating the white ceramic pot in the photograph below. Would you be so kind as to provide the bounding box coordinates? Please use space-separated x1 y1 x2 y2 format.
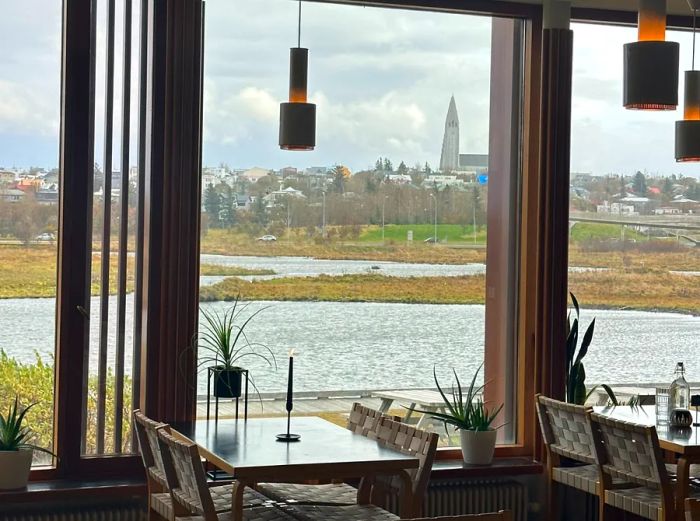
0 448 33 490
459 429 497 465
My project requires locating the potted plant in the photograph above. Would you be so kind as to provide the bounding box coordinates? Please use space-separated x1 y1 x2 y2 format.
417 364 503 465
196 297 276 399
0 397 54 490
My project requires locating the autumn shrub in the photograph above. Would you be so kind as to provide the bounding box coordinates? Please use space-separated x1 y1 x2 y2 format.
0 349 133 463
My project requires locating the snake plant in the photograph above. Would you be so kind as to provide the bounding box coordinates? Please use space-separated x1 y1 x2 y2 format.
0 397 54 456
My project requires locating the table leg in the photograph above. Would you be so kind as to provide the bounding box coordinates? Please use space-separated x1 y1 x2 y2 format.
231 480 247 521
378 398 392 414
676 457 691 521
404 403 417 423
416 406 436 430
396 469 415 519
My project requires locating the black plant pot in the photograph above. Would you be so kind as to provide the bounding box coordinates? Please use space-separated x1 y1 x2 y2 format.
212 367 244 398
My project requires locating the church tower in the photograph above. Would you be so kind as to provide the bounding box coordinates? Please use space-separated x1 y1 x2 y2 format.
439 95 460 172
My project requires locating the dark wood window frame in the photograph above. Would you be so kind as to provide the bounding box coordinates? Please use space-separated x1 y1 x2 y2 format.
41 0 693 484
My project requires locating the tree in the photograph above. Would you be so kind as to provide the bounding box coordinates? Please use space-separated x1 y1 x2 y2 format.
203 184 221 227
383 158 393 172
662 177 674 199
424 162 432 175
375 158 383 171
218 184 237 228
251 195 268 226
633 171 647 195
397 161 408 176
331 165 351 194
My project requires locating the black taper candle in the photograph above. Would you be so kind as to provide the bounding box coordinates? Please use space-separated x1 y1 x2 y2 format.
286 352 294 412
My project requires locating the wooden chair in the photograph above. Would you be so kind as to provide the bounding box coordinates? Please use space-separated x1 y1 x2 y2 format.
407 513 512 521
284 416 439 521
133 410 270 521
686 498 700 521
256 403 394 506
588 411 700 521
156 428 297 521
535 395 621 520
133 410 175 520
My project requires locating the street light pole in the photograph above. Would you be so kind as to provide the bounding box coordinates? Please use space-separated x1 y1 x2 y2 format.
322 191 326 238
429 193 437 245
381 195 388 244
473 204 477 244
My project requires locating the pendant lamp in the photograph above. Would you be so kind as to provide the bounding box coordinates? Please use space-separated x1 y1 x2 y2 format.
676 1 700 161
624 0 679 110
279 0 316 151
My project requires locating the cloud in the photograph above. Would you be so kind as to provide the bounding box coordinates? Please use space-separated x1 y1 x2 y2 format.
0 80 58 136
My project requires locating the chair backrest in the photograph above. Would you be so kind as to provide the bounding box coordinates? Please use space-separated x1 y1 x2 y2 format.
588 412 670 490
686 498 700 521
536 394 596 464
133 409 169 489
374 416 439 513
408 513 512 521
157 428 217 521
347 403 387 437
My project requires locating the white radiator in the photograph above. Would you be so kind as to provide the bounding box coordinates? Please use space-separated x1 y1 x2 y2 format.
382 479 528 521
0 505 146 521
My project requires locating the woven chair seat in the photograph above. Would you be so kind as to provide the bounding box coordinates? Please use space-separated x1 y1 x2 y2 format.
283 503 399 521
177 504 299 521
552 464 637 494
152 486 273 518
256 482 358 505
606 485 700 521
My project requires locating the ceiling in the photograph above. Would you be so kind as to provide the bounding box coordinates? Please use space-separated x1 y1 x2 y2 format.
505 0 695 17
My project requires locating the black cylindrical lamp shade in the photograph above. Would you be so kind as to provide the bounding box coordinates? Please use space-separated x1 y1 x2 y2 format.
623 41 679 110
279 47 316 151
676 70 700 161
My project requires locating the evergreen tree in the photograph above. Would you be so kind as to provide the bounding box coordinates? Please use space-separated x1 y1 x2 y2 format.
633 171 647 195
424 162 432 175
383 158 393 172
204 183 221 227
375 158 383 171
251 195 268 225
397 161 408 176
219 184 237 228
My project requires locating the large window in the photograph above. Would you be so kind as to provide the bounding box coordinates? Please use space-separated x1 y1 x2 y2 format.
569 22 700 399
198 0 525 448
0 0 62 466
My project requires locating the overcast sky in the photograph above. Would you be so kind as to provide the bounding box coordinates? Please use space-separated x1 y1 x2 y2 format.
0 0 698 179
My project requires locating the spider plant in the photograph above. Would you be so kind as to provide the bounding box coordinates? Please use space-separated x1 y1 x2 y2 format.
195 296 276 372
0 397 54 456
415 364 503 432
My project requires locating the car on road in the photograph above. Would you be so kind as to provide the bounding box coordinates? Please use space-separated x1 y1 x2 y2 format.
256 235 277 242
36 232 56 241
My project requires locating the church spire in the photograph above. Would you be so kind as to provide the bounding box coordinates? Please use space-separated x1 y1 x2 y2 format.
439 96 460 172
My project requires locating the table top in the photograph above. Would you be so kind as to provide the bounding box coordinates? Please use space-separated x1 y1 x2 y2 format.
172 416 419 480
595 405 700 456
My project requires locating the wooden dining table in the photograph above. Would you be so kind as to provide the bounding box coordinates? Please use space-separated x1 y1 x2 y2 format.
172 416 420 521
596 405 700 521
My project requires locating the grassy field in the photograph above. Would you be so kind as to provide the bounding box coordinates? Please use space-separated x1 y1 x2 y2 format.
358 224 487 244
0 245 273 298
199 271 699 314
569 222 647 242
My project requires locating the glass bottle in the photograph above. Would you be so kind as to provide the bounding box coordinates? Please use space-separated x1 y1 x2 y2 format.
669 362 691 411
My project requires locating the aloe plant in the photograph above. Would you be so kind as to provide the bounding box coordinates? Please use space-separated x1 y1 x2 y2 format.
0 397 54 456
415 364 503 432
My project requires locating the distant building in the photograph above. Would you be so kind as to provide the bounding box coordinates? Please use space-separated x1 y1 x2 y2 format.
36 189 59 205
280 166 298 178
386 174 412 185
240 167 273 183
439 96 460 172
423 175 465 189
262 185 306 208
305 166 330 177
596 201 638 216
0 188 26 202
654 207 682 215
0 171 16 185
458 154 488 173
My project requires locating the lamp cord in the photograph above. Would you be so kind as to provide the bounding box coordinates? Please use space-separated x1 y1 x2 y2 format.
298 0 302 48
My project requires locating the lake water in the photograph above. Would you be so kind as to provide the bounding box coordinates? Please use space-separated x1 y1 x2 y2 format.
1 298 698 395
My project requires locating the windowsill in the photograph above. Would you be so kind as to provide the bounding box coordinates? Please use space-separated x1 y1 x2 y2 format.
0 478 146 504
430 457 543 479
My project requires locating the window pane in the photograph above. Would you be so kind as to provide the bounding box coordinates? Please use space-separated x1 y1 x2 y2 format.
0 0 61 465
570 23 700 402
199 0 522 447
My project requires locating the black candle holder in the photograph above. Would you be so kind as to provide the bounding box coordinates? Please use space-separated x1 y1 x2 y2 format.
276 408 301 442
